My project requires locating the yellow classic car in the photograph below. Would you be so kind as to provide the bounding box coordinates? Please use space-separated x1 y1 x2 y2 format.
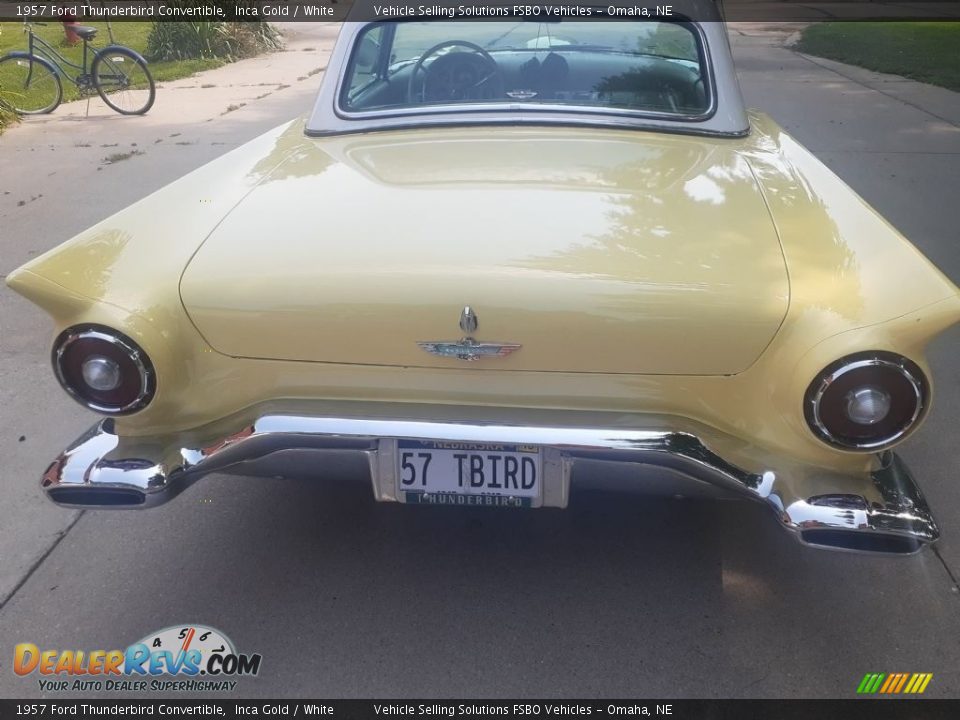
7 2 960 554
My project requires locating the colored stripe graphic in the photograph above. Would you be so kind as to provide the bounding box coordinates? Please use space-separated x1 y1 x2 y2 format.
893 674 909 693
858 672 932 694
879 674 896 693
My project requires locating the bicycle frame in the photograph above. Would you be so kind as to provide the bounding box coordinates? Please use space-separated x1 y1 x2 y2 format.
24 25 94 87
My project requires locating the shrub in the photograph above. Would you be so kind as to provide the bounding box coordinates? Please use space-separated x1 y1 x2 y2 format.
146 21 223 61
218 22 281 59
146 20 281 62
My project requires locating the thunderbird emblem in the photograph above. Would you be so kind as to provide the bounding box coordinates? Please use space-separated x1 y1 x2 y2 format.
418 307 521 362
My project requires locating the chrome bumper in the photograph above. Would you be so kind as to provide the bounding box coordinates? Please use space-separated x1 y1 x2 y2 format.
42 416 938 554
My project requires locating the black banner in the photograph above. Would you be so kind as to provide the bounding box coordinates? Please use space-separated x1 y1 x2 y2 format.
1 0 960 23
2 701 960 720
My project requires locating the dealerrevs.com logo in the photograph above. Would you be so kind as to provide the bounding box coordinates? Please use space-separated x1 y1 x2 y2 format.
14 624 261 693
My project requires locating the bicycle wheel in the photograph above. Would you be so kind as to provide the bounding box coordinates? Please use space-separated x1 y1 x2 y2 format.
93 47 155 115
0 54 63 114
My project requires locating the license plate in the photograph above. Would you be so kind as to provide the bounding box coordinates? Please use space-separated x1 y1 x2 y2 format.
397 440 541 508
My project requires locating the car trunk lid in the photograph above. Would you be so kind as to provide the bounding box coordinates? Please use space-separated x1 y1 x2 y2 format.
180 128 788 375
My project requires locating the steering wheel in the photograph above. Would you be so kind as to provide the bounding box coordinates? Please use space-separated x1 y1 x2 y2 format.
407 40 503 104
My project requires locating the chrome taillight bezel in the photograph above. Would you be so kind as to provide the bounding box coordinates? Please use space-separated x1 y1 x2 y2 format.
804 351 927 451
52 325 156 415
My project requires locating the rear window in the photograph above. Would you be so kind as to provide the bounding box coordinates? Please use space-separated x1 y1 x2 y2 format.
340 21 710 117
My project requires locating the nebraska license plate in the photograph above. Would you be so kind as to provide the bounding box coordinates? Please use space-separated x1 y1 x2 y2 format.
397 439 542 508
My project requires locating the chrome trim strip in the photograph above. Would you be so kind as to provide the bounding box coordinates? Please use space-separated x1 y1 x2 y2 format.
304 117 752 139
40 415 939 553
334 96 718 126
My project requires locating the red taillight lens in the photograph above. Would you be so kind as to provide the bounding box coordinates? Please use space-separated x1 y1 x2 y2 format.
805 352 926 451
53 326 155 415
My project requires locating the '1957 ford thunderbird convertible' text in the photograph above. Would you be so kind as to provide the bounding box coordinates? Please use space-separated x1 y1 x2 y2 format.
7 1 960 554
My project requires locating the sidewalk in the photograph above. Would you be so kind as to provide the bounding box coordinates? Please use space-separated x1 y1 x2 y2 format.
729 23 960 128
0 22 339 275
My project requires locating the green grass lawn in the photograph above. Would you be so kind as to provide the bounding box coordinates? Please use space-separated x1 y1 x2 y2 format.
796 22 960 92
0 21 225 125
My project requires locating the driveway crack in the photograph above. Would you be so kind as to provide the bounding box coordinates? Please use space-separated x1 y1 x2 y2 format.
0 510 85 611
932 545 960 600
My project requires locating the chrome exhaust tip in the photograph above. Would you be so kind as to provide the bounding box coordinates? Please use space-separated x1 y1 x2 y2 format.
800 529 925 556
773 453 938 555
46 486 146 508
41 421 184 510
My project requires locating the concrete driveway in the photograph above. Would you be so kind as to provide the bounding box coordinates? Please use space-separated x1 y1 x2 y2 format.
1 23 958 698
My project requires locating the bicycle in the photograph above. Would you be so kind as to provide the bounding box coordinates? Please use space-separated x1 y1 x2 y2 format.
0 21 155 116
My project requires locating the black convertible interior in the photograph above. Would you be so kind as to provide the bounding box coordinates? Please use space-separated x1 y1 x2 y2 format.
345 43 708 116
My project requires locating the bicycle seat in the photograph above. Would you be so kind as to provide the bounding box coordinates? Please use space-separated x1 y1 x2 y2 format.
72 26 98 41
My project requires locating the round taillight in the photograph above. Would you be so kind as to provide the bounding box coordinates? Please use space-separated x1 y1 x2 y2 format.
804 352 926 451
53 326 155 415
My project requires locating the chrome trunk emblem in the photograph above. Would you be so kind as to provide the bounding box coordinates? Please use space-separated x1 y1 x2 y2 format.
419 307 521 362
418 339 522 361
